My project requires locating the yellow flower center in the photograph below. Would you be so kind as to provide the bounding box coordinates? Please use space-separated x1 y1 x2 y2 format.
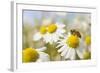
39 24 57 34
40 26 47 34
66 35 79 48
22 48 39 63
83 51 91 59
47 24 57 33
85 35 91 46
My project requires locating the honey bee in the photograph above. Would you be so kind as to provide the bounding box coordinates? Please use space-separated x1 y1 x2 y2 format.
70 29 81 38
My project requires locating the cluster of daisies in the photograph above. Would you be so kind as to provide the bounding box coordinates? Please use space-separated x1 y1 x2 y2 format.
22 19 91 63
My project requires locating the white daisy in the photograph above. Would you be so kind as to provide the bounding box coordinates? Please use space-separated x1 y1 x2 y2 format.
33 22 65 44
57 31 84 60
84 35 91 51
82 50 91 60
22 47 50 63
82 35 91 60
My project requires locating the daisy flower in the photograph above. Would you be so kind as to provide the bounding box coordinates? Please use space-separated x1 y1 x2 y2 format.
33 22 65 44
22 47 50 63
83 50 91 60
85 35 91 47
57 29 84 60
82 35 91 59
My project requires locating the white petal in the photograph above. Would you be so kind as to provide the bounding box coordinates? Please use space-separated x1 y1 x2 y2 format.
56 29 65 34
76 49 83 59
44 33 59 44
56 44 63 48
56 23 65 28
58 46 66 53
44 34 53 44
51 33 58 42
51 35 56 43
36 47 47 52
37 52 50 62
70 49 76 60
57 40 65 45
76 40 85 59
65 48 72 59
33 32 42 41
61 48 68 56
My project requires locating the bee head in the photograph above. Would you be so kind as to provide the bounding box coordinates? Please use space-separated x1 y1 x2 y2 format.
70 29 81 38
